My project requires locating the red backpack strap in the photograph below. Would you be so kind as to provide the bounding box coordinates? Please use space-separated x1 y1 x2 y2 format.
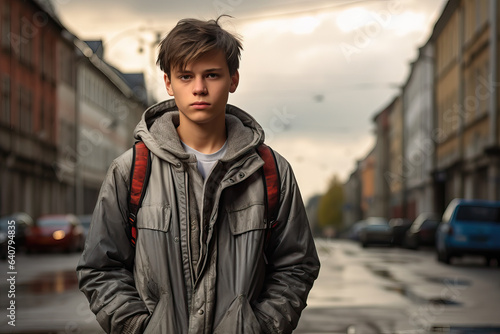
128 141 151 248
257 144 281 245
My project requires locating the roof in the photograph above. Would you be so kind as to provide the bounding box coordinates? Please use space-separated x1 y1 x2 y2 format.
32 0 64 28
84 40 104 59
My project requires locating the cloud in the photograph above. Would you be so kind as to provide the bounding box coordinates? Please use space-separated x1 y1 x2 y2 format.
52 0 448 202
269 133 375 201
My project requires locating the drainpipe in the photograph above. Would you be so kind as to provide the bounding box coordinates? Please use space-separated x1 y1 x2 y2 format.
458 5 465 198
490 0 498 199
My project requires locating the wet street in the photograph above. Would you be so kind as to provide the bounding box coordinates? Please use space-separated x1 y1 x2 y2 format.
296 239 500 334
1 240 500 334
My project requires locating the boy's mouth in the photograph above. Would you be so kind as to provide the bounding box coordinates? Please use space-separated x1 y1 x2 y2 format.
191 101 211 109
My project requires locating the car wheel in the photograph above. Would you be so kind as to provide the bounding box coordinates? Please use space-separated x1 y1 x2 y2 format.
437 248 451 264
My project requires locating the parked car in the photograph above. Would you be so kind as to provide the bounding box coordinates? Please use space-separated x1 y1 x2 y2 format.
26 214 85 253
436 199 500 265
388 218 412 246
77 214 92 239
0 212 34 254
359 218 392 248
404 213 440 249
347 220 367 241
0 224 7 260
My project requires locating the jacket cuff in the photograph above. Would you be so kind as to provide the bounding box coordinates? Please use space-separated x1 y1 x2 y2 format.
122 313 149 334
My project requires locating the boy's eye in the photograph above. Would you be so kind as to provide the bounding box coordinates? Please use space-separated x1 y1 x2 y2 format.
179 75 191 80
207 73 219 79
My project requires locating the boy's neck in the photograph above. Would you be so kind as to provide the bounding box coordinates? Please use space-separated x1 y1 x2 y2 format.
176 115 227 154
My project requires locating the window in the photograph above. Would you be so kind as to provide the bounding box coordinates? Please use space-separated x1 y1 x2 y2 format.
40 101 46 136
18 86 32 133
1 76 10 124
40 32 45 77
48 104 55 142
59 44 75 87
43 37 54 82
19 16 33 66
1 1 10 50
456 205 500 223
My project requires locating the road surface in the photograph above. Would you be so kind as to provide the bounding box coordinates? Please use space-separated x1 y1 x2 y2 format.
1 239 500 333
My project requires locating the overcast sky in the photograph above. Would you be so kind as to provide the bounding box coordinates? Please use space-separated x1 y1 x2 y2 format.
52 0 448 203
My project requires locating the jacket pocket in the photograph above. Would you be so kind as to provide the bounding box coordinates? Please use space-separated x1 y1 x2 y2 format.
143 293 179 334
213 295 263 334
143 294 166 334
227 203 266 235
136 205 171 232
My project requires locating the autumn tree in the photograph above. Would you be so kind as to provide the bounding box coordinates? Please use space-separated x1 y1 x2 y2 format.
318 175 344 229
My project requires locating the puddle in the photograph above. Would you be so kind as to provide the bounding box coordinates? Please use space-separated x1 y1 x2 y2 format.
383 284 463 307
328 264 344 271
344 250 357 256
430 326 500 333
424 276 471 286
380 259 412 264
427 297 461 306
371 268 393 279
18 270 78 294
365 265 398 282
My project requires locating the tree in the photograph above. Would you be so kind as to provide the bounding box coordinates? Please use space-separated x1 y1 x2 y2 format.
318 175 344 229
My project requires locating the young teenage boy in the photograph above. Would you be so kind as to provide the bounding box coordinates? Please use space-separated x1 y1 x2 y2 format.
77 17 320 334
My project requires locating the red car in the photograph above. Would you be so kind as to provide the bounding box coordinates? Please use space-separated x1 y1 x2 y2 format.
26 214 85 253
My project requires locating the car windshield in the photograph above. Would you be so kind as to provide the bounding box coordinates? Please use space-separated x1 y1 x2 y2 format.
456 206 500 223
421 219 439 228
365 224 390 231
37 219 70 227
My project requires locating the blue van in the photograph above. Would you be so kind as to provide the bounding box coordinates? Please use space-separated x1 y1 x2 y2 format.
436 199 500 265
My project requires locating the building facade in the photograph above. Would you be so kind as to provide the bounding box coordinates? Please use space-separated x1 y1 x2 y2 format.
0 0 62 217
388 95 404 218
74 40 146 214
0 0 149 218
344 0 500 227
372 101 391 220
343 163 362 226
403 42 435 219
432 0 499 213
360 148 376 218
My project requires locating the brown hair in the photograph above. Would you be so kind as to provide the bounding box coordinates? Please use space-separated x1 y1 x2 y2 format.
157 16 243 78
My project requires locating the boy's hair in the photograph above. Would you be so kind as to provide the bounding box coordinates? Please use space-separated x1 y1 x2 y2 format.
157 16 243 78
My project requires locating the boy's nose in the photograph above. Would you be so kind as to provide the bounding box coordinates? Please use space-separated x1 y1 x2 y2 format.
193 78 207 95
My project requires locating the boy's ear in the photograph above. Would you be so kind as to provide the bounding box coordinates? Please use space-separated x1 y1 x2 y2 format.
229 70 239 93
164 73 174 96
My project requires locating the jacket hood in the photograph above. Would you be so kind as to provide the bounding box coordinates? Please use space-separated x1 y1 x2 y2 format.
133 99 265 165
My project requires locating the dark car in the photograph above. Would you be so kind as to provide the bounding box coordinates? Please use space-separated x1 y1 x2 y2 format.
347 220 367 241
404 213 440 249
389 218 412 246
0 213 34 256
359 218 392 248
26 214 85 253
0 224 6 260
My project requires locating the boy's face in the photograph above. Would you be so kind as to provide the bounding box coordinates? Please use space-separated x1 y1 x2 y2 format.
164 49 239 127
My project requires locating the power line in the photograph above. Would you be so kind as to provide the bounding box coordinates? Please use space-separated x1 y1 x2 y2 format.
234 0 381 22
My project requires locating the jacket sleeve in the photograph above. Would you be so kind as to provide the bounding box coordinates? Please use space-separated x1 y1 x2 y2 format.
76 151 150 334
253 152 321 334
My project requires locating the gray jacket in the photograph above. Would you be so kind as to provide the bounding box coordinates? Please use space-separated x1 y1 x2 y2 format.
77 99 320 334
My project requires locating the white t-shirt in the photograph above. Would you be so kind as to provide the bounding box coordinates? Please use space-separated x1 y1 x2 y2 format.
181 141 227 180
